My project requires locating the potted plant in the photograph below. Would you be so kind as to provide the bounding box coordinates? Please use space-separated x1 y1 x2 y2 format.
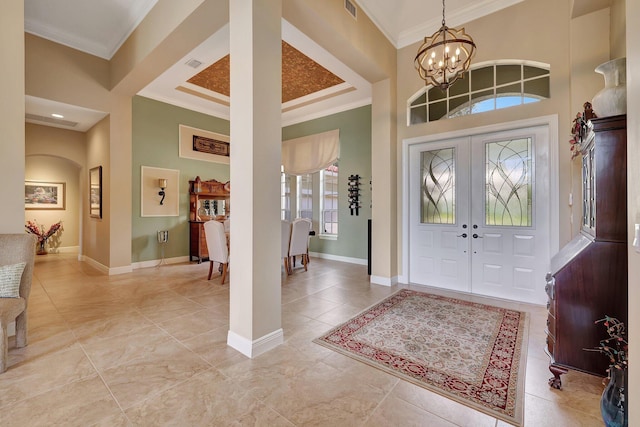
585 316 628 427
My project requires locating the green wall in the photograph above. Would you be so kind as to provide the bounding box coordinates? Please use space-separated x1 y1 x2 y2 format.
132 97 371 263
283 105 372 261
132 96 230 263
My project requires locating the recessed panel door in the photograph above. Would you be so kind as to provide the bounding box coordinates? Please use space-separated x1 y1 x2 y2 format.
408 139 470 292
469 127 550 304
408 125 550 304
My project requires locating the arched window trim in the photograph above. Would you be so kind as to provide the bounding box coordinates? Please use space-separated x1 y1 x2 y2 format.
407 60 551 126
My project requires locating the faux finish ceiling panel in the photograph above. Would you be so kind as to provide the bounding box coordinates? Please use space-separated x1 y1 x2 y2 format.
187 42 345 103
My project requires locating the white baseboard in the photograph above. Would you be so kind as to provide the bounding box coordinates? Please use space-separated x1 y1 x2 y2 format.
397 275 409 284
227 328 284 358
79 255 109 274
131 256 190 270
79 255 133 275
370 275 399 287
47 246 79 254
308 251 367 266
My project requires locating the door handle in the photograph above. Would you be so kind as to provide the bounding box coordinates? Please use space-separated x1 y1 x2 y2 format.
473 233 483 239
457 233 468 238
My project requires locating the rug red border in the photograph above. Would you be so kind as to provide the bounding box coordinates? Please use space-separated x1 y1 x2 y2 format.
313 289 528 426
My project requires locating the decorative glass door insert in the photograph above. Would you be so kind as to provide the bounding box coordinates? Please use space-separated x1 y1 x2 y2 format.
485 138 533 227
421 148 455 224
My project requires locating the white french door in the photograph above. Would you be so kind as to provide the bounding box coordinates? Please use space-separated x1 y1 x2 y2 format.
408 125 550 304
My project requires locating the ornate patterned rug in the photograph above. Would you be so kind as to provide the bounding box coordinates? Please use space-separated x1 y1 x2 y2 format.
314 289 528 426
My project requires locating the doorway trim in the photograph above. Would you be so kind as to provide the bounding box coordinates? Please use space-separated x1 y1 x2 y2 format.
400 115 559 286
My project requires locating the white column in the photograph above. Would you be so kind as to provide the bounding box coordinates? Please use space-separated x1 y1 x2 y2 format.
227 0 283 357
370 78 398 285
0 0 25 233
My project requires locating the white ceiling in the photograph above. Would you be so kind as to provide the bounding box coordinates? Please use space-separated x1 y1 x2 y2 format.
23 0 522 131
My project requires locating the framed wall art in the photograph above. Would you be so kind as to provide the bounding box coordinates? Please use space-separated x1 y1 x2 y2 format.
179 124 230 165
25 181 66 210
90 166 102 218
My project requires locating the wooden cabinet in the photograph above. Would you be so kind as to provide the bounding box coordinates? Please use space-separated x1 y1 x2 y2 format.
189 221 208 263
188 177 230 263
546 114 628 389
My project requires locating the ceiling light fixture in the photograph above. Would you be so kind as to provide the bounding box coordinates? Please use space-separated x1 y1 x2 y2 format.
414 0 476 91
51 113 64 119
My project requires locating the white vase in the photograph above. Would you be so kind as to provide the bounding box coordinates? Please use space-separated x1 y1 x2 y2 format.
592 57 626 117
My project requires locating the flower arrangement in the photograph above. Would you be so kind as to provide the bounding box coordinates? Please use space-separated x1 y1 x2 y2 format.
585 316 627 374
569 102 597 159
25 220 62 243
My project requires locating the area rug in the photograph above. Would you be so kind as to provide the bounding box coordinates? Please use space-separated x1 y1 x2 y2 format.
313 289 528 426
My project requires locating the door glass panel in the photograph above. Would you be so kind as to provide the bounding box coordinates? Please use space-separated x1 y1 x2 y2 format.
485 138 533 226
421 148 455 224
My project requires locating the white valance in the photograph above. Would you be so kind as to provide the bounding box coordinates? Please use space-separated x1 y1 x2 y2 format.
282 129 339 175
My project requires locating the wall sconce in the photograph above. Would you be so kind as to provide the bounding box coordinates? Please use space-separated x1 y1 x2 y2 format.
158 178 167 205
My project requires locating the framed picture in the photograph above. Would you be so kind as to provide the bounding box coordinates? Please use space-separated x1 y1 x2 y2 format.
25 181 65 210
90 166 102 218
178 124 230 165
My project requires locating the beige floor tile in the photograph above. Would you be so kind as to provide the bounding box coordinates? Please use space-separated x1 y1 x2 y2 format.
158 308 227 341
524 354 603 419
133 289 207 322
282 294 345 320
0 347 96 408
70 310 156 344
366 395 459 427
7 323 79 366
0 376 122 427
501 393 603 427
2 254 605 426
181 325 248 367
81 325 175 371
125 369 293 426
250 360 390 426
390 380 498 427
99 338 211 409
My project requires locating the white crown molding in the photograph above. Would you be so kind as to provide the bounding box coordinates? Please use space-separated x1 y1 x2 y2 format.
352 0 399 47
397 0 525 48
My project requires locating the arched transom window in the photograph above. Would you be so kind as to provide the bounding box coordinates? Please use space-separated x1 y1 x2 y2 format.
408 61 550 125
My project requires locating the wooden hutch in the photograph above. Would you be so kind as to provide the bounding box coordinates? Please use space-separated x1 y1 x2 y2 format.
545 111 627 389
188 177 230 263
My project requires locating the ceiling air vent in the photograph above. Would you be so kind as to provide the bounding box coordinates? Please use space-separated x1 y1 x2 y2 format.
344 0 357 19
25 113 78 128
185 59 203 69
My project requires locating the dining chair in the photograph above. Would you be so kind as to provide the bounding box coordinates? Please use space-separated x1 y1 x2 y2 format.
281 220 291 274
204 220 229 284
0 234 36 373
288 218 312 274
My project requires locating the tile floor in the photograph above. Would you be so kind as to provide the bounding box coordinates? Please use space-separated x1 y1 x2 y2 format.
0 254 604 426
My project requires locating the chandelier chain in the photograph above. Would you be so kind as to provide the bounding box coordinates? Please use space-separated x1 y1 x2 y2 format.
442 0 446 26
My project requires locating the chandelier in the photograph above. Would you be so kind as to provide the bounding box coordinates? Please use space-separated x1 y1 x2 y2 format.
414 0 476 91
